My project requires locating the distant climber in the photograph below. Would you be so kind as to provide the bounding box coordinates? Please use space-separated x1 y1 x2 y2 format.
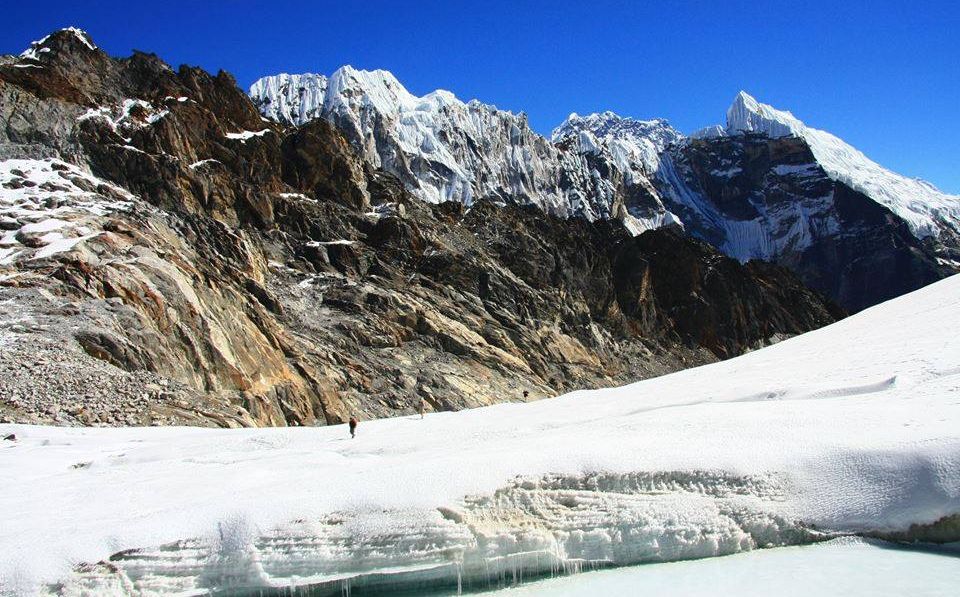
523 390 529 399
348 415 358 438
419 397 425 419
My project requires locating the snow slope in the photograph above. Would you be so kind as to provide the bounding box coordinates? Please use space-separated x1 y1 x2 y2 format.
2 275 959 593
727 91 960 240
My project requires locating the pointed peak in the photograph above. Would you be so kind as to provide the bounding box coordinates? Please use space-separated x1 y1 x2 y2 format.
59 27 97 50
726 91 801 138
20 27 98 61
729 91 762 116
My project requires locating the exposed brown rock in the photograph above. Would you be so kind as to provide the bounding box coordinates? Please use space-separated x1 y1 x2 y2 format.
0 30 841 428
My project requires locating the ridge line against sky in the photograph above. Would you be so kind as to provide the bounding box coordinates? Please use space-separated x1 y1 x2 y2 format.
2 0 958 193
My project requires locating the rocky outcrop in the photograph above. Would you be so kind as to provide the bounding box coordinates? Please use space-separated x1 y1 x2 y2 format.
555 101 957 312
658 134 946 311
254 71 958 312
0 29 840 428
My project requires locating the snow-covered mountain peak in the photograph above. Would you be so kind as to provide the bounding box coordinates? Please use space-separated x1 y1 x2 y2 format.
552 110 683 175
724 91 960 240
249 72 328 124
324 65 419 113
552 111 678 143
726 91 804 138
19 27 98 61
250 67 625 218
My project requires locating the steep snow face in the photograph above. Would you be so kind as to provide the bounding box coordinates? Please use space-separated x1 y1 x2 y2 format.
3 274 959 593
248 73 328 125
653 137 844 262
250 67 629 222
726 91 960 240
552 112 683 175
549 111 684 231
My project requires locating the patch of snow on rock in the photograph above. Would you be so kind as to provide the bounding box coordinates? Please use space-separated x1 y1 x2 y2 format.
0 159 134 269
225 129 272 141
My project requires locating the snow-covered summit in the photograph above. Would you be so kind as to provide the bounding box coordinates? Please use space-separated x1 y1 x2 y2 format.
725 91 960 240
249 72 328 125
19 27 97 61
552 111 683 175
250 67 626 220
726 90 799 138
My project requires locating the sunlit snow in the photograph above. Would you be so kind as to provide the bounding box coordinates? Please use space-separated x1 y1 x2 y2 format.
727 91 960 240
2 273 958 593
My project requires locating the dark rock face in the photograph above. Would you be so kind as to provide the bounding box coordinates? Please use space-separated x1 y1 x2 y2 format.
0 30 841 427
661 135 947 311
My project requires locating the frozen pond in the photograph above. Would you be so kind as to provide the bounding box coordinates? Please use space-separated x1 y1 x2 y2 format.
491 539 960 597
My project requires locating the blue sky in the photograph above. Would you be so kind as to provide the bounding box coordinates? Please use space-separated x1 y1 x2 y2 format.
3 1 958 192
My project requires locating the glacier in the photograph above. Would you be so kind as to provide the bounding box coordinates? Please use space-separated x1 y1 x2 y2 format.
2 272 959 594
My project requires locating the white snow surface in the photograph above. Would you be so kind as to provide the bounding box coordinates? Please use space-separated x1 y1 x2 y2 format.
224 129 271 141
2 275 959 592
726 91 960 240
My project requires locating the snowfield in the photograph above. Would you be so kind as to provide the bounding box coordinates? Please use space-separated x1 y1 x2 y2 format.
2 275 960 594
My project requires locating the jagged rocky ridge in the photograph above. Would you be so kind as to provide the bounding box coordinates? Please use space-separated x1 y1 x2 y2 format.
249 69 670 232
252 72 959 311
0 29 840 427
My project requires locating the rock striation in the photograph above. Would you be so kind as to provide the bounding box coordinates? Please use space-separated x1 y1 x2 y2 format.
0 29 840 427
